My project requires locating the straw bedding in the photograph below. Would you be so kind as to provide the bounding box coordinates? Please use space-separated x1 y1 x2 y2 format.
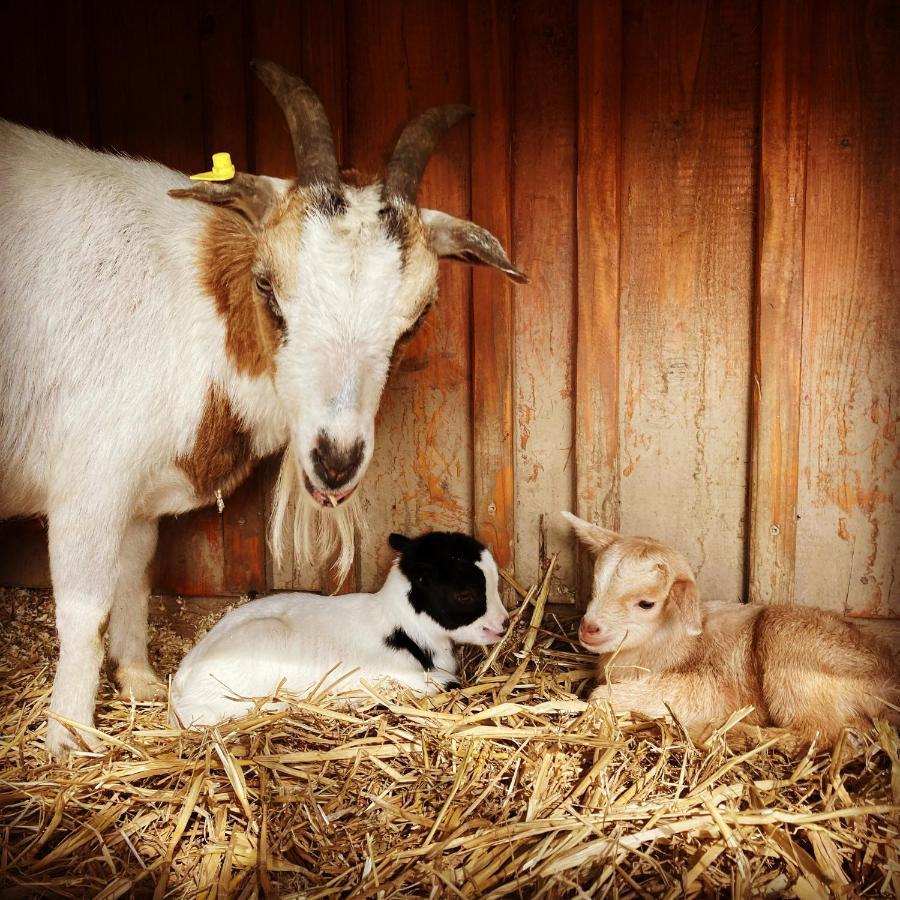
1 563 898 898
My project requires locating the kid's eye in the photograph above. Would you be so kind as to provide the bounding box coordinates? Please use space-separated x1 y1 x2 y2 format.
637 600 655 610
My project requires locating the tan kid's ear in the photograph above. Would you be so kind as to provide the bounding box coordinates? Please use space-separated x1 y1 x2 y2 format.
419 208 528 283
560 511 619 555
667 577 702 636
168 174 281 229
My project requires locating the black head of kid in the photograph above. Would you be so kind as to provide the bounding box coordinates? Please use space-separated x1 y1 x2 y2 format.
389 531 508 644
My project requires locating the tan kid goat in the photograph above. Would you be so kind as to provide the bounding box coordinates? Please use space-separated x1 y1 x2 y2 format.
0 61 525 757
562 512 899 753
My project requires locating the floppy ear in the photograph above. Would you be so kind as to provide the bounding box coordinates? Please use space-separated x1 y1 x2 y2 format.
388 533 411 553
419 209 528 283
560 511 619 555
168 173 280 228
667 577 702 636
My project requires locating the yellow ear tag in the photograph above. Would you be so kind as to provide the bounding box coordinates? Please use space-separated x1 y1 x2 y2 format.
190 152 235 182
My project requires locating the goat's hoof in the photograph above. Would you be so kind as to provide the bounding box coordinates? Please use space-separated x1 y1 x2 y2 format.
115 665 165 701
46 717 100 759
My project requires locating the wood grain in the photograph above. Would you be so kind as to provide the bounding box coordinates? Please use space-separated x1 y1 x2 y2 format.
348 0 473 590
512 0 578 593
469 0 516 571
93 0 205 171
748 0 811 606
618 0 758 603
574 0 623 605
0 2 897 619
250 0 304 179
796 0 899 616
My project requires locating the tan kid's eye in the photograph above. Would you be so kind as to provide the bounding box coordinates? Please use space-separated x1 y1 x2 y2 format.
255 275 273 296
637 600 655 610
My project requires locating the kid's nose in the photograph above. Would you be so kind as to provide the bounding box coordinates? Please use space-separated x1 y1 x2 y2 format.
578 619 607 646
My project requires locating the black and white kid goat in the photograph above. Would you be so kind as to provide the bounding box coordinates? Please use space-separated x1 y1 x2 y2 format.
170 532 508 726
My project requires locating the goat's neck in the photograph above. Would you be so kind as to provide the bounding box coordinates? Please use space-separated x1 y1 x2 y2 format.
375 565 454 657
604 628 698 682
225 373 291 459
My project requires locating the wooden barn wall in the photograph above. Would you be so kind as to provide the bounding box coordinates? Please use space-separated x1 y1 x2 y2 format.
0 0 897 618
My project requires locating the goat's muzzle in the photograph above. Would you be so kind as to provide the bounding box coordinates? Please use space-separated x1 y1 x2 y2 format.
302 471 357 508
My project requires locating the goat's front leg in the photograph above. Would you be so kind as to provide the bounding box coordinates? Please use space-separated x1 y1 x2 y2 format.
590 680 671 719
108 517 164 701
46 503 124 757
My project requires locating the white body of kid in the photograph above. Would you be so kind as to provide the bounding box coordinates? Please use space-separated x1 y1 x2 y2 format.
171 531 508 726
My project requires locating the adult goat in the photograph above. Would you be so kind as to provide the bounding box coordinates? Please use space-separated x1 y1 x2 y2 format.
0 61 525 756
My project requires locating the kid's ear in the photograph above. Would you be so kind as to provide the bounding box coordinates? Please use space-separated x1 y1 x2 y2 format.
667 577 702 636
388 533 411 553
560 511 619 555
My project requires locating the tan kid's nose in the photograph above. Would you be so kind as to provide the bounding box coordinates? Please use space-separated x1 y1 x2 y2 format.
580 620 601 637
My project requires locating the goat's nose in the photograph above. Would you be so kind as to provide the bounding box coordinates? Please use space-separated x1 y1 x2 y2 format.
580 620 601 637
311 432 365 490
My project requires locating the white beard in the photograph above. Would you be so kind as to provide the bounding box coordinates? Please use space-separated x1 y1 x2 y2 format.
268 442 367 583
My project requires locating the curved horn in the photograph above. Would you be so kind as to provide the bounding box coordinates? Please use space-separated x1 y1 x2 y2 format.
382 105 473 203
252 59 340 187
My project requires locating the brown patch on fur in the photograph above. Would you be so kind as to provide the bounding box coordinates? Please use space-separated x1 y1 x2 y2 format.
199 210 281 378
177 386 255 500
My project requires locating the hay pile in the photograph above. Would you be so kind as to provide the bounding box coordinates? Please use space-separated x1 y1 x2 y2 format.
1 565 898 898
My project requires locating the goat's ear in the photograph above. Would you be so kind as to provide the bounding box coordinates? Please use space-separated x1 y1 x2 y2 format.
168 173 280 228
667 577 702 636
560 511 619 555
419 209 528 283
388 533 411 553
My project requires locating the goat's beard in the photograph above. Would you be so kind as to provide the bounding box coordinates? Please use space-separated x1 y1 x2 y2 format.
268 443 366 585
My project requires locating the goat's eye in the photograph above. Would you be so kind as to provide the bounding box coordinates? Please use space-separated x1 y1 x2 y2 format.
637 600 655 610
255 276 286 331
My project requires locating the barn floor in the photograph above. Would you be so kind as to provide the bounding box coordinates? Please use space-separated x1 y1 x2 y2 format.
1 573 898 898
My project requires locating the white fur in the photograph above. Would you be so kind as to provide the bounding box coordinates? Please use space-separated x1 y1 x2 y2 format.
171 549 507 727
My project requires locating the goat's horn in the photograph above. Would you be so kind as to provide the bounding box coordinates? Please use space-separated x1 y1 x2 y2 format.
382 105 473 203
252 59 340 188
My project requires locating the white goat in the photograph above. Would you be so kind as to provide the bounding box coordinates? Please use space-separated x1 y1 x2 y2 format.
0 60 525 756
171 532 508 727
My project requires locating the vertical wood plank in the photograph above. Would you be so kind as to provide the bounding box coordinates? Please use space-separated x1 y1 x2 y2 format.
0 0 93 143
93 0 206 171
748 0 811 605
574 0 623 604
153 514 226 597
512 0 578 592
349 0 473 591
250 0 304 179
200 0 252 171
469 0 516 571
0 520 51 590
619 0 758 603
796 0 899 616
0 1 56 132
300 0 347 167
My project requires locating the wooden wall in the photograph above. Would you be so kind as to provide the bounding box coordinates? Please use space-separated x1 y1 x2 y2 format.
0 0 897 618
